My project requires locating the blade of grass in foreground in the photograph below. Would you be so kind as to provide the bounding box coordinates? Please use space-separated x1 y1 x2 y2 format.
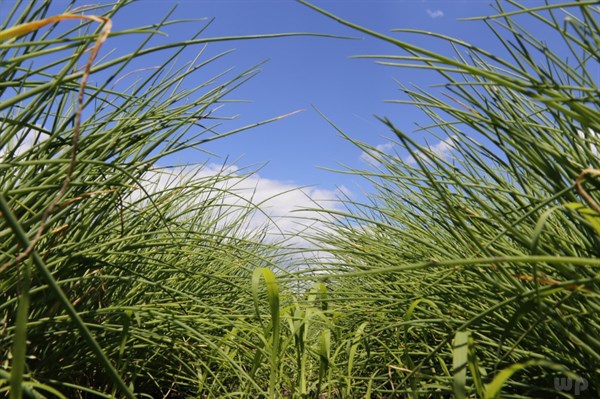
0 194 134 398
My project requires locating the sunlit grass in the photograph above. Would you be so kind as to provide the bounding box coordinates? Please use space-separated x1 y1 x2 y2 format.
1 0 599 398
0 1 315 397
301 0 599 397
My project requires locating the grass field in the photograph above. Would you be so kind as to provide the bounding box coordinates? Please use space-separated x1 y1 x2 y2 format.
1 0 599 398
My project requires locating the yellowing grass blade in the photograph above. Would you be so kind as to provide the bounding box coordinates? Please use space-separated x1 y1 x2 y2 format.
575 168 600 214
566 202 600 236
0 14 108 42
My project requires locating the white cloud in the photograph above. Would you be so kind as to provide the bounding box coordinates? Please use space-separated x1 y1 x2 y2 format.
359 141 395 167
577 128 598 157
1 126 345 250
129 163 348 248
406 135 456 165
0 126 50 160
426 9 444 19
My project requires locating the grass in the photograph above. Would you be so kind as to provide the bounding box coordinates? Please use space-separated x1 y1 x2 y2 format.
299 0 600 397
1 0 599 398
0 1 304 397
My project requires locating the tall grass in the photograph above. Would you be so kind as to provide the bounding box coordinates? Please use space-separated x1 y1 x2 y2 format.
0 1 326 397
300 0 599 397
1 0 599 398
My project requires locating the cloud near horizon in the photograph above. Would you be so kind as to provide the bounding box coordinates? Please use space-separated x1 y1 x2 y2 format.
2 129 347 249
132 163 348 248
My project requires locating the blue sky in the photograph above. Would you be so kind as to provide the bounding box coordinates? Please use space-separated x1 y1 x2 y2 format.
92 0 537 194
4 0 576 242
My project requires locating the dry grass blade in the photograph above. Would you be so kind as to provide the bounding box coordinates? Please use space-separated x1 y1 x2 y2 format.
576 168 600 214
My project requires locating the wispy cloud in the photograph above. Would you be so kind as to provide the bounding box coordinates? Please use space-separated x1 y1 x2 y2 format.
132 163 348 248
426 9 444 19
359 142 395 167
406 136 456 165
